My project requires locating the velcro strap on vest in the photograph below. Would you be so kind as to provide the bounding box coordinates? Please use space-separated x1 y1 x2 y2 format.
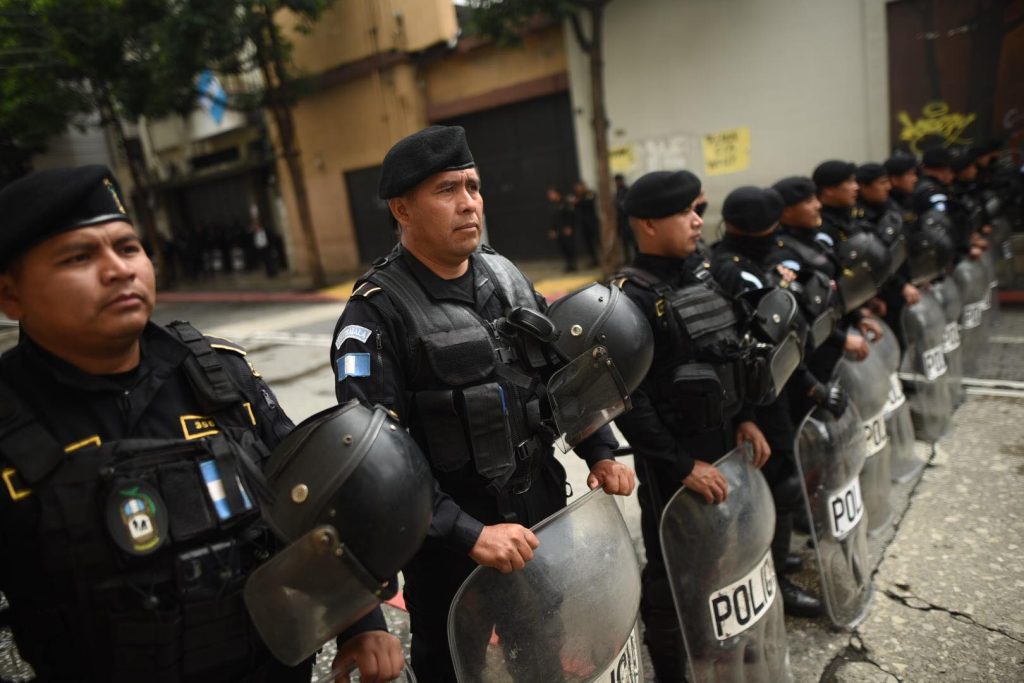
166 322 244 412
616 266 675 297
0 379 64 484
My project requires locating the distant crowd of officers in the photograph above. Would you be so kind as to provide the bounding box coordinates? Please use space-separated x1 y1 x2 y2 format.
0 124 1019 683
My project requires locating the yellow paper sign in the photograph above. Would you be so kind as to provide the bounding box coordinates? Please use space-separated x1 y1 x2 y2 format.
609 144 636 175
702 127 751 176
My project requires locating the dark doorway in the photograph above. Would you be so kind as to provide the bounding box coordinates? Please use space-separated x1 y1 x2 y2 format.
345 164 400 263
442 91 580 261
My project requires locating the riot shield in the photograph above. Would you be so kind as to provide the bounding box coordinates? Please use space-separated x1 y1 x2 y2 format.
953 259 988 377
872 320 924 483
836 341 893 537
794 403 873 628
900 291 952 445
931 276 965 407
448 490 643 683
660 444 792 683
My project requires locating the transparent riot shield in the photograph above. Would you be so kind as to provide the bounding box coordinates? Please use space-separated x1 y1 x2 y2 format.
953 259 988 377
794 403 873 629
980 246 999 329
448 490 643 683
931 277 965 407
660 444 792 683
836 342 892 537
900 290 953 445
872 320 923 483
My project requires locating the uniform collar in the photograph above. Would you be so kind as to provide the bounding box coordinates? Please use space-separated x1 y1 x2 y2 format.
399 245 478 306
632 252 698 285
14 322 187 393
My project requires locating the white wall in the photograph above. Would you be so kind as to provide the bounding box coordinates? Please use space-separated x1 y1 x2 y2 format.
566 0 890 235
32 115 115 171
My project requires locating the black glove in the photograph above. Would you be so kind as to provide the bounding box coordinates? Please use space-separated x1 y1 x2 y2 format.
810 381 848 417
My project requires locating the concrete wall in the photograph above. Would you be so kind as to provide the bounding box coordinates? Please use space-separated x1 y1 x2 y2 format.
566 0 890 236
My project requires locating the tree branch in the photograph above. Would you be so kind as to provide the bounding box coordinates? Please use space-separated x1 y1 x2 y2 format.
568 11 592 53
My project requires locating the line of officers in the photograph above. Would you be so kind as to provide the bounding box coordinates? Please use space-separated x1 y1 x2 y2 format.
0 125 1017 683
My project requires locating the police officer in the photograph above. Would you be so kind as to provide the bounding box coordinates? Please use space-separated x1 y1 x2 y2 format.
857 162 922 325
330 125 635 682
710 186 826 618
885 154 919 218
770 176 872 376
813 160 864 247
913 147 982 262
611 170 771 681
0 166 402 682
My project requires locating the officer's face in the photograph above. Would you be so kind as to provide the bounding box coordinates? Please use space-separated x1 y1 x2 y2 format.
644 199 704 258
392 169 483 266
820 177 858 207
781 195 822 230
858 176 891 204
889 170 917 193
0 221 155 355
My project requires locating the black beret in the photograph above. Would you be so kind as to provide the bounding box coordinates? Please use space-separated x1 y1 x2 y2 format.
950 147 978 172
855 163 887 184
921 146 952 168
0 165 132 270
772 176 817 206
624 170 701 218
378 125 475 199
812 160 857 190
884 154 918 176
722 186 784 233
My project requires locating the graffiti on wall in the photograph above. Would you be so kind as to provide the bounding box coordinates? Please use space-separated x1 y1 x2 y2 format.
897 101 977 153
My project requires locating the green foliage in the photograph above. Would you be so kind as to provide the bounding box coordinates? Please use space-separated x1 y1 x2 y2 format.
0 0 333 181
465 0 575 45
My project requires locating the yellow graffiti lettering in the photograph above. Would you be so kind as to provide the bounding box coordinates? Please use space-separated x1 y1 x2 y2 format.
898 101 976 153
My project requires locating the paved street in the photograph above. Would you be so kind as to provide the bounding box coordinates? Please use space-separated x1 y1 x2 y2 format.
2 287 1024 681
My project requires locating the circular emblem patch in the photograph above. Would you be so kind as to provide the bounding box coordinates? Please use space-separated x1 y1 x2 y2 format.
105 481 168 556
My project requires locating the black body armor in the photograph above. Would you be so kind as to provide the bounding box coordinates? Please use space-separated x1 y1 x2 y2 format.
0 323 278 681
359 248 555 498
618 263 747 433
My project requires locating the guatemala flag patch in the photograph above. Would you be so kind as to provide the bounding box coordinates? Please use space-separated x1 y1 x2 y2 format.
337 352 371 380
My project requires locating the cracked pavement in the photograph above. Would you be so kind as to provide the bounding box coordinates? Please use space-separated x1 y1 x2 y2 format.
784 392 1024 682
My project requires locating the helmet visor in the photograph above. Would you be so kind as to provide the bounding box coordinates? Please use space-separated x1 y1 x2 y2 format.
244 525 383 665
547 346 631 452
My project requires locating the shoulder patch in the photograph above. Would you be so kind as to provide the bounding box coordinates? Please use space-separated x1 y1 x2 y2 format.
351 282 382 299
206 337 247 357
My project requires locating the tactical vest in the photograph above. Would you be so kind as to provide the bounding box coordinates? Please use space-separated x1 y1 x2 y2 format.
618 263 746 434
0 322 276 681
775 230 837 279
360 247 555 500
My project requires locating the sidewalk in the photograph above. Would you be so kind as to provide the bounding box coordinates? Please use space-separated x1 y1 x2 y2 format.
154 261 607 304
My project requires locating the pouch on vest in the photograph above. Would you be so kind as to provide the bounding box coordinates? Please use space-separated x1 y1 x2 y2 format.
669 363 725 433
421 327 496 386
715 360 744 418
462 383 516 482
414 390 472 472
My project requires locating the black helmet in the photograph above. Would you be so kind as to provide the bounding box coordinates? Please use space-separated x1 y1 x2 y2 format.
835 232 891 312
872 211 908 278
739 287 806 404
906 217 955 285
545 282 654 447
246 401 432 665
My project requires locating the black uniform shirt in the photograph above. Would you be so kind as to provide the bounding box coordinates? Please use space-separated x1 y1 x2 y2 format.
332 248 617 554
0 323 386 658
819 204 862 246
